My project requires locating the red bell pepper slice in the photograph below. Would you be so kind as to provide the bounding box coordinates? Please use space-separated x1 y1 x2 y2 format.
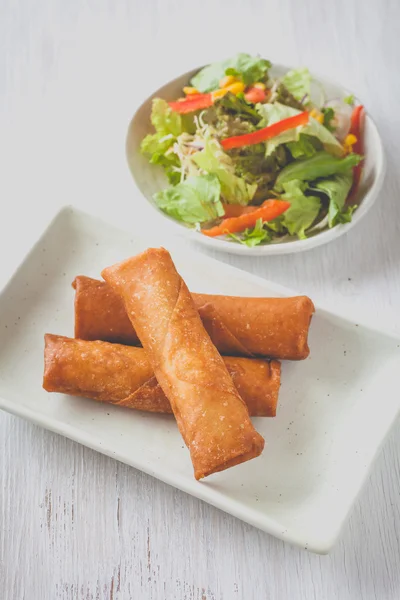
244 87 267 104
169 94 213 114
202 200 291 237
348 105 365 199
221 111 309 150
221 203 260 218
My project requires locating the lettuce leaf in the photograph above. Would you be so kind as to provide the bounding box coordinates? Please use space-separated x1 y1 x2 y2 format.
275 151 361 190
321 107 336 132
281 180 321 239
150 98 182 137
228 218 271 247
141 98 184 183
264 215 286 234
153 174 223 224
257 102 344 157
229 144 286 203
281 67 311 101
146 152 181 185
192 136 256 205
191 54 271 93
224 54 271 85
310 173 353 227
215 92 262 126
274 83 305 110
286 134 322 159
335 205 357 223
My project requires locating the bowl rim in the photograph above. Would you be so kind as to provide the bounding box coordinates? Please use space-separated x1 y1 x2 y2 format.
126 62 386 256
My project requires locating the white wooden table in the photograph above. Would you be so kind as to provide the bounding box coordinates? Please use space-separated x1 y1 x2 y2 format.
1 1 400 598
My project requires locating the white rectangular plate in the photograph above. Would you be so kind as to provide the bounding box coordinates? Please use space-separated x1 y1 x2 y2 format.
0 207 399 554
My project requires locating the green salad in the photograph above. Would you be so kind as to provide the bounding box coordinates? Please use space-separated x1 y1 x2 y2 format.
140 53 364 247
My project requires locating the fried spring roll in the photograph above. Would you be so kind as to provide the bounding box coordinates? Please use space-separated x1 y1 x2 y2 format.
73 276 314 360
101 248 265 479
43 334 281 417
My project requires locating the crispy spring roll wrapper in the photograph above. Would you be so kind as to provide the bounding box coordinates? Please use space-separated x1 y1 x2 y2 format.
73 276 141 346
43 334 281 417
73 276 314 360
101 248 265 480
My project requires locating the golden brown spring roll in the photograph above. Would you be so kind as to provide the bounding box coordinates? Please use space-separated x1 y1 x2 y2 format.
101 248 265 480
73 276 314 360
43 334 281 417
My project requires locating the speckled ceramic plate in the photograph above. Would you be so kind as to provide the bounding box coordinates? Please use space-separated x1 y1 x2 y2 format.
0 206 399 553
126 64 385 256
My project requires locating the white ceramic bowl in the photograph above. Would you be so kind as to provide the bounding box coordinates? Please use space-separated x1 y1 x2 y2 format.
126 64 386 256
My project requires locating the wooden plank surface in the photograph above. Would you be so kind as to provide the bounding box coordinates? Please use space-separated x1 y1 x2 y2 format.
0 0 400 598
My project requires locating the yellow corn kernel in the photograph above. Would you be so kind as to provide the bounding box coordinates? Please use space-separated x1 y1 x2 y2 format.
211 88 229 101
310 109 324 124
344 134 357 146
183 86 199 95
253 82 266 90
225 81 246 95
343 133 357 154
219 75 237 88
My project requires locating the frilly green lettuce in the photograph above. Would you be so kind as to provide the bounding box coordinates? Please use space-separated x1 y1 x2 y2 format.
153 174 223 224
